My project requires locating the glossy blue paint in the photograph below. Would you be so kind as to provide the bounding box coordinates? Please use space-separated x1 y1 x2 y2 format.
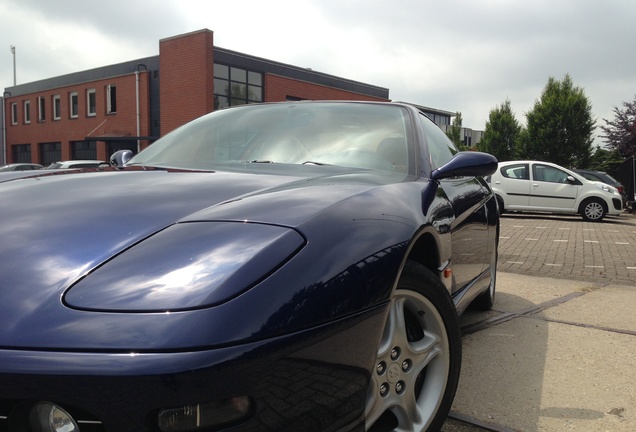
0 101 498 431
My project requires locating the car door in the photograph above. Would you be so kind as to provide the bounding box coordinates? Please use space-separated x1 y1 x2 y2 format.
493 163 530 209
529 163 579 210
419 112 490 293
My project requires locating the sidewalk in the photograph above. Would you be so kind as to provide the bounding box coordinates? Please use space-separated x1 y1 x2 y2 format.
442 272 636 432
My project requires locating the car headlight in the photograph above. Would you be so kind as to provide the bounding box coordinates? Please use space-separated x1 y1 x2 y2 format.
595 183 617 194
29 402 79 432
65 222 305 312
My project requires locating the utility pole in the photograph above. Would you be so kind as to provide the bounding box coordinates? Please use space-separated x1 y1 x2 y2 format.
10 45 16 86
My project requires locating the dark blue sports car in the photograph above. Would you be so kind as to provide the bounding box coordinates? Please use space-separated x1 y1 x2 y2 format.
0 101 498 432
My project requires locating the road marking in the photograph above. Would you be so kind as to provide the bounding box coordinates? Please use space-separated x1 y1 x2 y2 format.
615 242 630 245
524 238 539 241
535 226 547 229
559 227 570 230
583 229 595 231
608 230 620 233
584 240 599 243
507 261 524 265
627 267 636 270
553 239 568 242
585 265 604 269
513 225 525 228
545 263 563 267
500 236 510 239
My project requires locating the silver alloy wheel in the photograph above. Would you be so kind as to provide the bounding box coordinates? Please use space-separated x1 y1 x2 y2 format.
365 289 450 431
584 200 604 220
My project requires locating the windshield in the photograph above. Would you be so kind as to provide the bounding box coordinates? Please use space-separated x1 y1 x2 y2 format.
130 102 411 173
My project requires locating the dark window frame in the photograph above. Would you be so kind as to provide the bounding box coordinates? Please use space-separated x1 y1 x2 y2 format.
71 140 97 160
214 63 263 110
39 142 62 166
10 102 18 125
107 84 117 114
13 144 31 163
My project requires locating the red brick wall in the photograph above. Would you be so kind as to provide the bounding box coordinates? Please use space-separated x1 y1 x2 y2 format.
265 74 389 102
159 29 214 135
4 72 150 164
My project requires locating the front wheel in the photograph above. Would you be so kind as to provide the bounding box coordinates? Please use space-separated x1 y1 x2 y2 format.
580 198 606 222
365 261 461 432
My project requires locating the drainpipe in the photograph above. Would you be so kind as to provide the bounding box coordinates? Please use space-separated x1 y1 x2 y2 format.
136 64 147 153
1 92 9 165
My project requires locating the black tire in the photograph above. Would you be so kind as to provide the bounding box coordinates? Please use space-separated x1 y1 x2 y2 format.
495 195 505 215
579 198 606 222
473 240 498 310
365 261 462 432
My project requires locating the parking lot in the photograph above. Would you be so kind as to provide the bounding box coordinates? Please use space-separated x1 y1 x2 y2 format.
442 212 636 432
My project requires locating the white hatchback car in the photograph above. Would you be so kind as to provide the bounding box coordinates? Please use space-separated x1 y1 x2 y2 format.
488 160 623 222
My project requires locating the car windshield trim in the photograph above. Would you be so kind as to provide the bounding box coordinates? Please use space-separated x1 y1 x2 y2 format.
129 102 413 174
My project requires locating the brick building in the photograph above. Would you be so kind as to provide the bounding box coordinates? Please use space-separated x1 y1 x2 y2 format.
1 29 390 166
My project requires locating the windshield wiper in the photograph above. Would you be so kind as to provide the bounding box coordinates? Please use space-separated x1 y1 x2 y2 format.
247 160 275 164
302 161 331 166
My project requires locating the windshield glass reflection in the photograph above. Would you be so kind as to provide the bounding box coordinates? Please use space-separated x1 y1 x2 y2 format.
130 103 411 173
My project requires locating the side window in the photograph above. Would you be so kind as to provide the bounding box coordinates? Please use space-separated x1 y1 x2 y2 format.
419 113 457 169
70 92 79 118
501 164 529 180
533 164 569 183
87 89 96 117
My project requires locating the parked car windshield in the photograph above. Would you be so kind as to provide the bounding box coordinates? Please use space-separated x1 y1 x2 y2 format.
130 102 411 173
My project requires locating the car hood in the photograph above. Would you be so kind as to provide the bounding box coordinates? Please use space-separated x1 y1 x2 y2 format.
0 166 404 350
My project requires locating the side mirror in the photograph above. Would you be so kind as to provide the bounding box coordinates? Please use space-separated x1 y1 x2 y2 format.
431 151 498 181
110 150 134 168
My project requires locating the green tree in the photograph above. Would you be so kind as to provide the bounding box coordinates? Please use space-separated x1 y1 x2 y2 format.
478 99 521 161
518 74 595 167
586 146 625 173
600 95 636 157
445 112 466 150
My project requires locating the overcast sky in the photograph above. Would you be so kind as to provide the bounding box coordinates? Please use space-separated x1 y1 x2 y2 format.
2 0 635 146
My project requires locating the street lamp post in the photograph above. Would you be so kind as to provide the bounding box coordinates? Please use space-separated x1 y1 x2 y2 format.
10 45 16 86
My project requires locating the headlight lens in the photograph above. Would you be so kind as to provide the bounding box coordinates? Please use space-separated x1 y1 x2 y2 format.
29 402 79 432
595 183 617 194
65 222 305 312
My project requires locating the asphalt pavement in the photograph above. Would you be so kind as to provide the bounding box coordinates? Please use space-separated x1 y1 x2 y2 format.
442 211 636 432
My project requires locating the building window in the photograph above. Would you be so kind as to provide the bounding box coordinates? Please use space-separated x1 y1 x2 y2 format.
107 84 117 114
214 63 263 110
39 142 62 166
87 89 96 116
24 100 31 124
38 96 46 122
53 95 61 120
13 144 32 163
11 103 18 125
71 140 97 160
70 92 79 118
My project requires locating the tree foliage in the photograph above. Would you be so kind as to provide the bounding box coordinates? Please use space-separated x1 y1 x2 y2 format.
478 99 521 162
517 74 595 168
445 112 466 150
587 146 625 173
600 95 636 157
